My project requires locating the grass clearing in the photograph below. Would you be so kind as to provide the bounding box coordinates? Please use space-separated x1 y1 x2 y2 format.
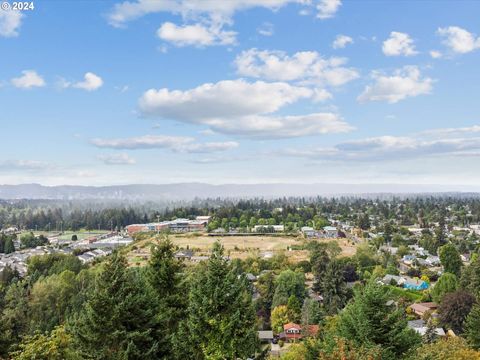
126 233 358 266
386 285 424 302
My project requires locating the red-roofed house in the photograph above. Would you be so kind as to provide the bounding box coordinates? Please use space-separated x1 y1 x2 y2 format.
283 323 302 341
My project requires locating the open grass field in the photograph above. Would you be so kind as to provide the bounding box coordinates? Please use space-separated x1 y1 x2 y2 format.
126 233 358 266
27 230 110 241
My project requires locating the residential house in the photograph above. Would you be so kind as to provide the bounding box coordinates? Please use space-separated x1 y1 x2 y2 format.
408 319 445 336
282 323 302 341
301 226 316 238
381 274 406 286
174 249 194 260
258 330 274 343
323 226 338 238
410 302 438 317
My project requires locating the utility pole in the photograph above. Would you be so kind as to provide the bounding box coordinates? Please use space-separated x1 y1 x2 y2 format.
156 215 160 235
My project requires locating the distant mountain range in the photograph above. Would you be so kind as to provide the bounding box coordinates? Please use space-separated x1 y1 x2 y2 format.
0 183 479 201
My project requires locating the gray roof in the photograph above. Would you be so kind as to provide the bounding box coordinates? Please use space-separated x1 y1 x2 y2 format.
258 330 274 340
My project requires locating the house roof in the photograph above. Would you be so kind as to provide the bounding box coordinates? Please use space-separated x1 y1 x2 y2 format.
410 302 438 313
258 330 274 340
283 322 301 331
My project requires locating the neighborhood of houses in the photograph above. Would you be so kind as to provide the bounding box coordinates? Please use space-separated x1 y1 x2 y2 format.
0 231 133 277
2 212 480 356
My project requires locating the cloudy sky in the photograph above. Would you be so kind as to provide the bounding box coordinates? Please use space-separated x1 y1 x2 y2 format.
1 0 480 186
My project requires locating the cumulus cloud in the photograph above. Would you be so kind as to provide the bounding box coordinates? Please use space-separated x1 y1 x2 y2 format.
157 22 236 47
91 135 239 153
357 66 433 104
137 79 353 138
72 72 103 91
281 125 480 162
382 31 418 56
97 153 136 165
0 10 23 37
332 34 353 49
316 0 341 19
139 79 312 120
234 49 359 86
437 26 480 54
11 70 46 89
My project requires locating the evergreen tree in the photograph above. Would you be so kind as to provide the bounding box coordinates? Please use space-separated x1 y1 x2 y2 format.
334 280 421 358
69 252 159 359
301 298 324 326
320 259 349 315
465 304 480 349
145 238 185 358
310 243 331 293
423 319 438 344
4 237 15 254
287 295 302 323
0 281 30 356
185 242 258 359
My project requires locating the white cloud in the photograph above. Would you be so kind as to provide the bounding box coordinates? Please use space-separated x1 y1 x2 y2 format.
0 159 50 170
11 70 46 89
0 10 23 37
199 129 216 136
91 134 239 153
312 88 333 102
281 125 480 162
108 0 308 47
72 72 103 91
437 26 480 54
206 113 353 138
429 50 442 59
108 0 304 27
97 153 136 165
138 79 353 138
257 22 274 37
358 66 433 104
139 79 312 120
316 0 341 19
382 31 418 56
234 49 359 86
157 21 236 47
332 34 353 49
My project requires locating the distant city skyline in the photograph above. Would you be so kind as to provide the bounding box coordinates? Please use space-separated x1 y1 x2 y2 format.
1 0 480 186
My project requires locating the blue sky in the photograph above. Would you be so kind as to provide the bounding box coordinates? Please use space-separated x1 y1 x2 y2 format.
1 0 480 186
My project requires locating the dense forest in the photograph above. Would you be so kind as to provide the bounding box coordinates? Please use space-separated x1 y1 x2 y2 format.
2 196 480 232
